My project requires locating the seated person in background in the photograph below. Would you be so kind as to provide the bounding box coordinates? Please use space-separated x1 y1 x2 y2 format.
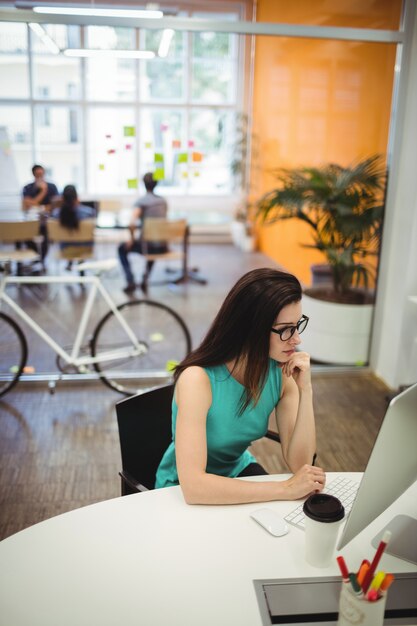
51 184 95 270
22 164 59 212
155 268 325 505
118 172 168 294
21 164 59 262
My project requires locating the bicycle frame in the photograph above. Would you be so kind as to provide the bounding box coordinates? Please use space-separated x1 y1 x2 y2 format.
0 273 146 367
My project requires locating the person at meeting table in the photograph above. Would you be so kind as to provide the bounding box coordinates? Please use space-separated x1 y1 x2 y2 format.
118 171 168 294
51 184 95 270
155 268 325 504
21 164 59 262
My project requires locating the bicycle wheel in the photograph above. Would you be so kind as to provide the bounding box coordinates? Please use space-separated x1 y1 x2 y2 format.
0 312 28 397
91 299 192 395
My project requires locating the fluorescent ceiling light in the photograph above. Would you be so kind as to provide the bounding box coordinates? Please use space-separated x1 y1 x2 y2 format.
32 7 163 19
158 28 174 58
63 49 155 59
29 22 60 54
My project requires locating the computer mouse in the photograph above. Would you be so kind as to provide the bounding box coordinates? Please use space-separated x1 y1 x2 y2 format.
250 508 290 537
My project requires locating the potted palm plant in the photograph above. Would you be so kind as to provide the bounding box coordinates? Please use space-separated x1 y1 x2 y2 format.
256 155 385 364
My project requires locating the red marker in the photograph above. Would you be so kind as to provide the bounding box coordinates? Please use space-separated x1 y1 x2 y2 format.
336 556 349 582
367 588 379 602
361 530 392 594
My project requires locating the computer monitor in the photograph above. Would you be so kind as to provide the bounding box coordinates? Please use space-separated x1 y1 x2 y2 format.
337 382 417 564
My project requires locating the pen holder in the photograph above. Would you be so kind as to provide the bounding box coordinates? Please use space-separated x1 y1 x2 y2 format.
337 583 386 626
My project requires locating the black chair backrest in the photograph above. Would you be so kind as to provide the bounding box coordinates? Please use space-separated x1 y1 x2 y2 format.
115 384 174 493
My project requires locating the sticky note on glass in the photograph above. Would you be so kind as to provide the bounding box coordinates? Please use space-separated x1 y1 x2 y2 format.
153 168 165 181
154 153 164 163
127 178 138 189
193 171 200 177
161 123 169 131
107 149 116 155
124 126 136 137
188 140 195 148
98 163 105 170
125 144 132 150
178 152 188 164
172 139 181 149
144 141 152 149
181 171 188 178
192 151 203 163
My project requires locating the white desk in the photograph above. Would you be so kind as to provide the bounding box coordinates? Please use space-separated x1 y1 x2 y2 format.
0 473 416 626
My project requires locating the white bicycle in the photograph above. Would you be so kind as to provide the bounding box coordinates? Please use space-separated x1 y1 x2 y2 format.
0 258 191 398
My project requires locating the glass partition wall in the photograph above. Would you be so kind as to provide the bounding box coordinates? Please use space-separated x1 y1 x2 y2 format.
0 0 407 367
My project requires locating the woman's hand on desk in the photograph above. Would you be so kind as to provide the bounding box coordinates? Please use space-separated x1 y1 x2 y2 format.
282 464 326 500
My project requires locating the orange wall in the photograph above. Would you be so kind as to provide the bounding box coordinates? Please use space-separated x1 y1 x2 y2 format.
251 0 402 285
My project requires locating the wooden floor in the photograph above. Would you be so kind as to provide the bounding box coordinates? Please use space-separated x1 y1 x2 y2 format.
0 241 391 540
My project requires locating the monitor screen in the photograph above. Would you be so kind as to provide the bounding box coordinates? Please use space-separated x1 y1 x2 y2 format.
337 382 417 564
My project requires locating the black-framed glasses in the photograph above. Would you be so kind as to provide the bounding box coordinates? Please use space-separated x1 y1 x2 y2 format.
270 315 309 341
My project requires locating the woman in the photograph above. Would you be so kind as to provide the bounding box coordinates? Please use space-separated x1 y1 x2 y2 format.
155 268 326 504
52 184 95 231
51 185 95 266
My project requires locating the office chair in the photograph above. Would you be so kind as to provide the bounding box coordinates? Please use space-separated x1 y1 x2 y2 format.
115 383 283 496
141 218 207 292
0 219 42 272
48 219 96 270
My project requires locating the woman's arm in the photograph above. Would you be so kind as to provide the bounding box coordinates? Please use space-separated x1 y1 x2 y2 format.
175 365 324 505
275 352 317 473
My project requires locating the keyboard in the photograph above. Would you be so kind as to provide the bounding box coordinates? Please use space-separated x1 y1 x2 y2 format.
284 476 360 531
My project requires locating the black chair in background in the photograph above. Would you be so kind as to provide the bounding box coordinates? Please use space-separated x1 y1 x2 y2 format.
115 383 283 496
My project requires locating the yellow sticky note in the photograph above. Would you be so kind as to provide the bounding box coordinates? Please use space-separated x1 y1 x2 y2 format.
153 168 165 181
181 171 189 178
98 164 105 170
166 360 179 372
178 153 188 164
124 126 136 137
127 178 138 189
144 141 152 149
150 332 164 342
193 170 200 177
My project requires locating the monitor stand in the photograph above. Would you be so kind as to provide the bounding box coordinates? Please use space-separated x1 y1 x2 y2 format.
372 514 417 565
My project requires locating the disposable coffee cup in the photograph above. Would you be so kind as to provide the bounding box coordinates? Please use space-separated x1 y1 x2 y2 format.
303 493 345 567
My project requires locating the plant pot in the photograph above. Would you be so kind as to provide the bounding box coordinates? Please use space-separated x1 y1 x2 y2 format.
240 234 256 252
230 220 246 248
301 292 374 365
310 263 333 287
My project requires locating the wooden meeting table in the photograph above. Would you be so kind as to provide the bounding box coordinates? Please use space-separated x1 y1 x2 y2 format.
0 473 416 626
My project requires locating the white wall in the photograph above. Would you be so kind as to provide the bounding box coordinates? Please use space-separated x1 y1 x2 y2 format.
370 1 417 389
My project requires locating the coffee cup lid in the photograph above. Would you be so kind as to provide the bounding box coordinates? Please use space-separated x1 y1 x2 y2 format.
303 493 345 523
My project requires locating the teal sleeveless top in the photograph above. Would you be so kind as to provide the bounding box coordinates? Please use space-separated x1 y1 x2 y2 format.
154 359 282 488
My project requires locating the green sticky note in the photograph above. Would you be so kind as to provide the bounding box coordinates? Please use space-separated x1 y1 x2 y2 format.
124 126 136 137
166 360 179 372
154 153 164 163
178 152 188 164
127 178 138 189
153 168 165 181
98 163 105 170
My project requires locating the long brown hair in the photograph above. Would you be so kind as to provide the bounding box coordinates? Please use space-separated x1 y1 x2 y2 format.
175 268 302 410
59 185 79 230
